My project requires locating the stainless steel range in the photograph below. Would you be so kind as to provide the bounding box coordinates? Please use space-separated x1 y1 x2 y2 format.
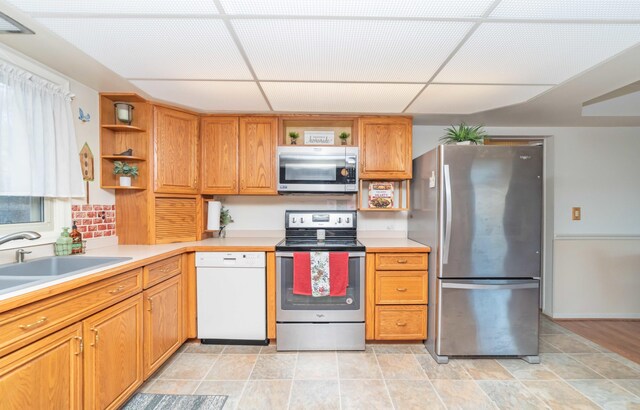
275 210 365 351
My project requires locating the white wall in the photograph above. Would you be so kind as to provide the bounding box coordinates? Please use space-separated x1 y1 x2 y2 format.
221 195 408 237
413 125 640 318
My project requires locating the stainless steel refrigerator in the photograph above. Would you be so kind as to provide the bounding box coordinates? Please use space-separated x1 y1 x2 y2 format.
409 145 542 364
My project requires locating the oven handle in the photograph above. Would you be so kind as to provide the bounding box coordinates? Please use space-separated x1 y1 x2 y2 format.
276 252 365 258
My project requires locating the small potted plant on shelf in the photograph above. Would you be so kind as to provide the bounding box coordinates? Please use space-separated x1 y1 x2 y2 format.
219 206 234 238
338 132 350 145
440 123 486 145
289 131 300 145
113 161 139 187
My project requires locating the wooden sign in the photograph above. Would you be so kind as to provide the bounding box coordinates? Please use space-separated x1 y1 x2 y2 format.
79 142 94 181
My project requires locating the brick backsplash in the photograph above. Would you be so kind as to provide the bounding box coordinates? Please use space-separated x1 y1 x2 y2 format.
71 204 116 239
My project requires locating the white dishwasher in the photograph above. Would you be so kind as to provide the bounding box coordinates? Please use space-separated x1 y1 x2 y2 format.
196 252 267 345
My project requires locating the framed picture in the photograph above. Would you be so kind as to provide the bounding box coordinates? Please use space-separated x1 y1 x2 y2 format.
304 131 335 145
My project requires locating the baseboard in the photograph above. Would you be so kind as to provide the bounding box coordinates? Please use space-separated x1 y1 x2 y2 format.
551 313 640 319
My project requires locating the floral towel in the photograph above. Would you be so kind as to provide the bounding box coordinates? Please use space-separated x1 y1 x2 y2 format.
310 252 330 297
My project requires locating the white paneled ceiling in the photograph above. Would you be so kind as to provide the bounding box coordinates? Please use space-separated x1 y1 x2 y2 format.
407 84 553 114
491 0 640 20
220 0 494 18
261 82 424 113
4 0 640 115
3 0 219 15
36 17 252 80
232 19 472 82
131 80 269 112
435 23 640 84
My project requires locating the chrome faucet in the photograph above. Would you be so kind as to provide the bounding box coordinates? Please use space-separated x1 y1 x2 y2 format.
0 231 41 246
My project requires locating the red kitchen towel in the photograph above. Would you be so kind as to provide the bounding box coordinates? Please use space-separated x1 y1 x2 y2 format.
329 252 349 296
292 252 349 296
293 252 312 296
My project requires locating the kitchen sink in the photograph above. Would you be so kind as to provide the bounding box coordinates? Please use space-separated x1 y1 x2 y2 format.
0 256 132 296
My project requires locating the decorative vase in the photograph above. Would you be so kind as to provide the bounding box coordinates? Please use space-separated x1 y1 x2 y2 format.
341 139 348 145
456 141 472 145
119 176 132 187
219 227 227 238
291 139 297 145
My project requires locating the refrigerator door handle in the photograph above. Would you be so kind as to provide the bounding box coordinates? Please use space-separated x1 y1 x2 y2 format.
441 282 539 290
443 164 452 264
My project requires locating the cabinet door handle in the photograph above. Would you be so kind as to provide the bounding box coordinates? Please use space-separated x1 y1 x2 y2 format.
397 259 408 264
108 285 125 294
148 297 153 312
74 336 84 355
396 321 407 327
396 287 408 292
18 316 48 331
90 328 99 346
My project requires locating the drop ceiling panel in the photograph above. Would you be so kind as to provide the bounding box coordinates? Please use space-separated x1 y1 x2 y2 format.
232 19 472 81
131 80 269 111
261 82 424 113
491 0 640 20
220 0 493 18
35 17 251 79
407 84 552 114
4 0 219 14
435 23 640 84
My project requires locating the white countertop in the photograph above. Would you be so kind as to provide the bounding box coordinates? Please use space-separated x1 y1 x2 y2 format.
0 235 430 303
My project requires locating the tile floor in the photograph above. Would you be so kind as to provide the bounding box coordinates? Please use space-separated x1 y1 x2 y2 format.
136 316 640 409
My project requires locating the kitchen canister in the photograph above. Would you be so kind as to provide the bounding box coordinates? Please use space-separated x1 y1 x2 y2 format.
207 201 222 231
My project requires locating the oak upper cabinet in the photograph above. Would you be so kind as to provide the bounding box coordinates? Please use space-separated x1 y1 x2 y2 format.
0 324 83 410
83 295 143 410
359 117 412 179
154 106 200 194
201 117 239 194
143 275 182 378
239 116 278 195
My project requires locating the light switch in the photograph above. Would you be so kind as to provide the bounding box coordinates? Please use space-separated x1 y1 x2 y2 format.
572 207 581 221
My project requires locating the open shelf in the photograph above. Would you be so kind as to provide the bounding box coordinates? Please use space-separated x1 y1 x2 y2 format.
279 116 357 146
102 186 146 190
101 155 146 161
358 180 410 211
101 124 146 132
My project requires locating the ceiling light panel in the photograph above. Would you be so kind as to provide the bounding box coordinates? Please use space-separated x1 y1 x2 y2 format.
261 82 424 113
35 18 251 79
435 23 640 84
220 0 493 18
407 84 552 114
131 80 269 111
491 0 640 20
4 0 218 14
232 19 472 82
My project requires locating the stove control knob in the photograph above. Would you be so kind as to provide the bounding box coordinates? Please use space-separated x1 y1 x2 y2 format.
338 217 342 223
346 217 350 223
292 217 297 223
300 217 305 223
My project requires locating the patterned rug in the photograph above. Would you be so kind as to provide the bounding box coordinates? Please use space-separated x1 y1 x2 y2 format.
121 393 228 410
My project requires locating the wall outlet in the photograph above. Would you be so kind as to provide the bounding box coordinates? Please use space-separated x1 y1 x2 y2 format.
572 207 581 221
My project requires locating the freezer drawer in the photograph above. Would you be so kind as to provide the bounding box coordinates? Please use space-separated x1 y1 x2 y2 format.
436 279 539 357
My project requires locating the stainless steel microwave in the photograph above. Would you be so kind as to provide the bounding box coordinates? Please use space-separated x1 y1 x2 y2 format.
276 146 358 194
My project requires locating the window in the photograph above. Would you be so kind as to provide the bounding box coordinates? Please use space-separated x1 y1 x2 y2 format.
0 196 44 225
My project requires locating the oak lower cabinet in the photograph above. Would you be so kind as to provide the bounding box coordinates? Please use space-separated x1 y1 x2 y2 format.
359 117 412 179
366 251 428 341
0 323 83 410
83 294 143 410
143 275 182 378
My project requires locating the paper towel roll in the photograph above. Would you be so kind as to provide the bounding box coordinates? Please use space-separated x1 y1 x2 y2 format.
207 201 221 231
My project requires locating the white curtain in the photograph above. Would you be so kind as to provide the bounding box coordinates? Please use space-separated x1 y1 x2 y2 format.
0 60 84 198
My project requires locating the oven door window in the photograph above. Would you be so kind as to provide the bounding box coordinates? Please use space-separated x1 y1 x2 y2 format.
279 256 361 311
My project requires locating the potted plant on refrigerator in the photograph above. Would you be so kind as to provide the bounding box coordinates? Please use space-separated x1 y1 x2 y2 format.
440 123 486 145
113 161 139 187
